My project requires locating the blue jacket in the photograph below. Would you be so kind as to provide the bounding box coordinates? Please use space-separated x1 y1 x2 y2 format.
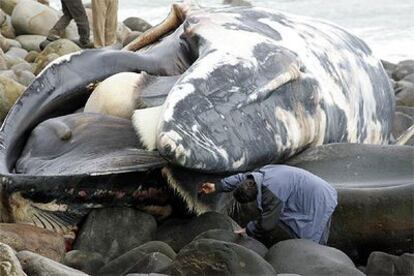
216 165 338 243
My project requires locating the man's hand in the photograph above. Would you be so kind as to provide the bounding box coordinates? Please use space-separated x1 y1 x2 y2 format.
234 228 246 235
200 182 216 194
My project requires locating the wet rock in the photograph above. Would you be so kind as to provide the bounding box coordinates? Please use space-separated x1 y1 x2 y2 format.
123 31 143 47
34 53 58 75
134 241 176 260
11 61 32 72
168 238 275 275
98 247 147 275
403 73 414 84
395 80 414 107
99 250 172 276
0 0 21 15
381 60 396 78
5 38 21 48
4 54 26 68
392 111 413 140
0 69 18 81
123 17 152 32
24 50 39 63
5 46 27 59
0 9 6 26
128 252 172 275
13 69 35 86
1 15 15 38
0 49 7 70
0 223 65 262
0 35 11 52
11 0 59 36
74 207 156 261
223 0 252 6
34 39 80 74
155 212 239 252
365 251 414 276
265 239 364 275
0 75 25 120
194 229 268 257
15 34 46 52
63 250 105 275
0 242 25 276
17 250 88 276
117 22 132 45
392 60 414 81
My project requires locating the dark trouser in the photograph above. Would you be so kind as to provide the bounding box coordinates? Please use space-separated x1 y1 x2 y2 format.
49 0 90 44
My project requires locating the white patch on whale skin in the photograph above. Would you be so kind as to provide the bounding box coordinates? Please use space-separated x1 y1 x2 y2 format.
132 105 163 150
259 14 387 145
232 154 246 170
274 106 318 153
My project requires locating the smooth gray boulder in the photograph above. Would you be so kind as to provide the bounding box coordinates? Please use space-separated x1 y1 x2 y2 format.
15 35 46 52
74 207 157 261
123 17 152 32
168 238 275 275
365 251 414 276
17 251 88 276
5 46 27 59
0 242 25 276
155 212 239 252
265 239 364 276
63 250 105 275
194 228 268 257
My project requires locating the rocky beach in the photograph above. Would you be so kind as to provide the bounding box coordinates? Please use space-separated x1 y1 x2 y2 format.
0 0 413 275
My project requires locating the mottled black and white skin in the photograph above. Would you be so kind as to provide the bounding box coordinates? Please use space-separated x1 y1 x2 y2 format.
135 5 395 173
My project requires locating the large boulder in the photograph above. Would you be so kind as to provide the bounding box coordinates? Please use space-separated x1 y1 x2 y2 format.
11 0 59 35
63 250 105 275
15 35 46 52
13 69 35 86
0 0 21 15
365 251 414 276
34 38 80 74
5 46 27 59
0 34 11 52
123 17 152 32
392 60 414 81
0 75 25 121
395 80 414 107
0 242 25 276
74 207 157 261
0 223 66 262
17 250 88 276
133 241 176 260
99 250 172 276
194 229 268 257
265 239 364 275
0 9 7 26
1 14 15 38
168 239 275 275
155 212 239 252
0 49 7 70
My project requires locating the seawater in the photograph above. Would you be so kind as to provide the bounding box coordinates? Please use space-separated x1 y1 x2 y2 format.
50 0 414 63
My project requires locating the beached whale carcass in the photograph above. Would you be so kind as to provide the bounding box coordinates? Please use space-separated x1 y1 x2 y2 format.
1 3 410 258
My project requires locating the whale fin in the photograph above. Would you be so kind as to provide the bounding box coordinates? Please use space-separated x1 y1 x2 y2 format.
30 207 83 234
132 105 164 150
